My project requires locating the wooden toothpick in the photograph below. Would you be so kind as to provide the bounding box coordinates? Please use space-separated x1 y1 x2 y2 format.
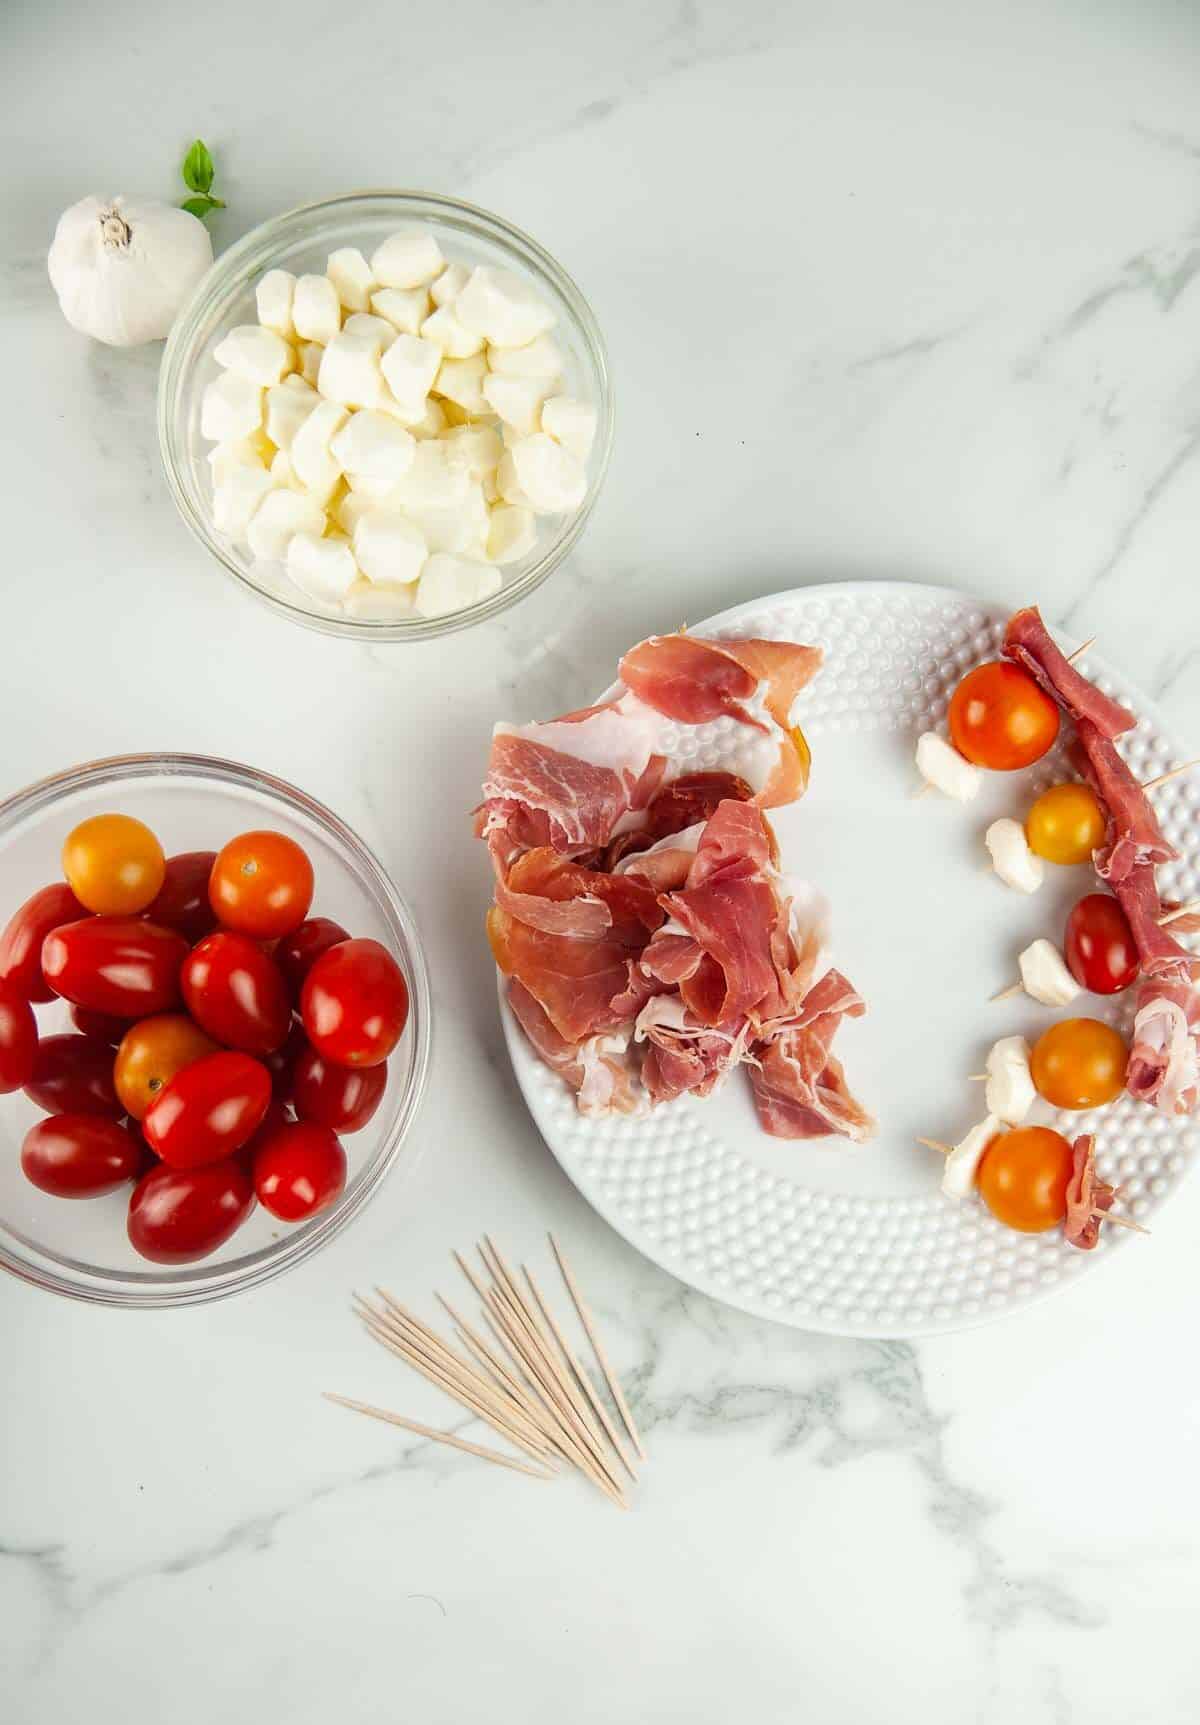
1142 758 1200 794
323 1393 552 1479
916 1137 953 1156
549 1233 647 1463
1065 637 1095 665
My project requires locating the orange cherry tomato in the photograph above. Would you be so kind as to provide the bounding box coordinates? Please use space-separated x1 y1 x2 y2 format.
209 830 314 940
1025 783 1106 865
948 662 1059 770
114 1013 218 1121
1030 1018 1127 1110
62 814 166 915
976 1127 1074 1232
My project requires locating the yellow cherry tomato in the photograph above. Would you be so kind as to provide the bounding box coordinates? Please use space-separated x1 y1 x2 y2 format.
1025 783 1107 866
977 1126 1074 1232
1031 1018 1127 1111
62 814 166 915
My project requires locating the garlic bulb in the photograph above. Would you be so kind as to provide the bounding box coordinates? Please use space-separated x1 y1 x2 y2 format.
48 196 213 347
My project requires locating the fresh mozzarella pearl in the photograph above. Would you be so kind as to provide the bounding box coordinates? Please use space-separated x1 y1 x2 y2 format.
435 353 489 415
265 378 319 451
292 274 342 344
942 1117 1001 1199
984 1036 1036 1124
487 331 564 379
443 424 502 479
507 432 586 512
200 372 264 443
541 394 597 462
352 510 428 585
915 731 980 801
213 324 295 385
207 431 272 485
391 440 471 511
298 341 324 386
318 330 387 409
402 483 489 556
290 400 348 504
1018 939 1081 1007
455 265 555 348
212 465 276 540
371 228 444 290
415 553 501 618
342 577 418 619
246 488 327 561
326 247 376 312
379 333 442 416
496 449 531 507
487 503 537 564
430 262 469 307
329 410 416 486
286 530 359 602
985 818 1045 894
256 269 296 337
370 287 430 336
482 373 553 437
343 311 398 349
420 305 484 358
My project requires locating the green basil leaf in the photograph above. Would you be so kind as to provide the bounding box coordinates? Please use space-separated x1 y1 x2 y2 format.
181 194 217 218
182 139 215 194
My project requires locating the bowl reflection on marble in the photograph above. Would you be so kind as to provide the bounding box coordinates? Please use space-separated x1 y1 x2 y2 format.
158 191 614 642
0 753 431 1306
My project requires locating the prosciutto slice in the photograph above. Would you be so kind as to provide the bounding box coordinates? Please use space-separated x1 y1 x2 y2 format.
1126 978 1200 1115
1111 860 1195 985
749 970 875 1141
1003 607 1135 739
1072 720 1177 883
507 981 644 1116
1063 1135 1116 1250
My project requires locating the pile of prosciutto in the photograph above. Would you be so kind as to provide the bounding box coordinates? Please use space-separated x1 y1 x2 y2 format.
1003 607 1199 1115
477 631 874 1141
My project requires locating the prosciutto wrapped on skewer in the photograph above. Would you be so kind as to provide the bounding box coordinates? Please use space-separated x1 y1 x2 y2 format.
1126 979 1200 1116
1063 1134 1117 1250
1002 607 1135 740
1070 719 1177 884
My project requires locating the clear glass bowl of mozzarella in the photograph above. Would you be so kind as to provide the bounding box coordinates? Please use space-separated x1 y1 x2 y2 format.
159 192 613 639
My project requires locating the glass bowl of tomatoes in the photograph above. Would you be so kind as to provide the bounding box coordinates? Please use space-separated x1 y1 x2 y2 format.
0 753 431 1306
158 190 613 641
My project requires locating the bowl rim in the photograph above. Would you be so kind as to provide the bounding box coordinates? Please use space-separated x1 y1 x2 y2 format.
0 750 433 1307
158 188 614 642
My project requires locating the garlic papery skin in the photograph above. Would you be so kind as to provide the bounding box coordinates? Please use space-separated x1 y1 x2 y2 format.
48 195 214 347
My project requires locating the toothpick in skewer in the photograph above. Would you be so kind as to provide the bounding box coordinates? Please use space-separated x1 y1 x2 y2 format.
1159 898 1200 927
916 1137 953 1155
1141 758 1200 794
1065 637 1095 666
1097 1209 1150 1236
991 981 1024 1003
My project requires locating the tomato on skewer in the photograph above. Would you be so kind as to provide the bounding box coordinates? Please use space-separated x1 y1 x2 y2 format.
1064 894 1138 996
976 1127 1074 1232
1031 1019 1127 1111
948 662 1059 770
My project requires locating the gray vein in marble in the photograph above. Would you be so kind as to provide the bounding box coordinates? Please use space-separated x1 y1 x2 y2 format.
846 326 967 375
620 1280 1103 1643
1062 420 1200 631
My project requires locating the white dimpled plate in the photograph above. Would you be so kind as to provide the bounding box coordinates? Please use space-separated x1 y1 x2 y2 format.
499 583 1200 1336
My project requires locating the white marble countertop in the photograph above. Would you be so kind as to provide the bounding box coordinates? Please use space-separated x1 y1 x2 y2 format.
4 3 1200 1720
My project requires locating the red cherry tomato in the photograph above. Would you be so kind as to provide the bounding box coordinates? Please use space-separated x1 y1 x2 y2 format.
301 939 409 1068
209 831 315 940
948 661 1060 770
1064 893 1139 995
69 1004 132 1046
127 1159 254 1263
23 1033 122 1117
181 931 291 1054
41 917 188 1017
253 1121 347 1220
0 980 38 1092
145 851 219 943
0 882 85 1003
277 917 350 996
262 1018 308 1103
142 1050 271 1169
236 1096 293 1170
293 1045 387 1133
22 1113 141 1198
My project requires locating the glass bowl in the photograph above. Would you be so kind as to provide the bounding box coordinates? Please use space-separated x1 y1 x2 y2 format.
159 191 614 640
0 754 432 1306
